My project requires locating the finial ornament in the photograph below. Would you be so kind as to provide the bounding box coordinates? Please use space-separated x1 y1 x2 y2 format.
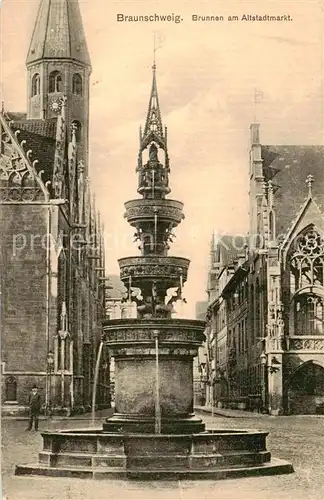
306 174 314 196
262 180 267 194
268 180 274 209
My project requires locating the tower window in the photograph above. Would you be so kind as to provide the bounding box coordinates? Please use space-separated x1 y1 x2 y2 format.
31 73 40 96
72 120 82 143
72 73 83 96
49 71 62 93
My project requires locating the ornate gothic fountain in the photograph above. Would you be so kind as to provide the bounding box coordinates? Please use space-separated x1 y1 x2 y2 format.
102 63 205 436
15 65 293 480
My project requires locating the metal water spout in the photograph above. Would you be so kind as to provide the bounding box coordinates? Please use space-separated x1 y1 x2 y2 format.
154 207 158 252
58 302 69 409
179 269 184 317
128 275 132 303
153 329 161 434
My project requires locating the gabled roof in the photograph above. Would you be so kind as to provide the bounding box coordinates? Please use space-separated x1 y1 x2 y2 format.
261 145 324 238
0 113 50 201
26 0 91 67
8 116 57 186
281 195 324 252
221 263 249 298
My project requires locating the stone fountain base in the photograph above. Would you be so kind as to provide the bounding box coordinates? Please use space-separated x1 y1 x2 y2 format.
103 412 205 434
15 427 293 480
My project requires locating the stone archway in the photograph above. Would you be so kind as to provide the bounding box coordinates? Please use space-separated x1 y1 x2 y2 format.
287 361 324 414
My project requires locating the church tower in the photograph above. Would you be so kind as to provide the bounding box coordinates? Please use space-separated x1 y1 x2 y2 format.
26 0 91 167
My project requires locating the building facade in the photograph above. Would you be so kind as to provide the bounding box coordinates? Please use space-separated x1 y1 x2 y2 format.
202 124 324 415
0 0 108 415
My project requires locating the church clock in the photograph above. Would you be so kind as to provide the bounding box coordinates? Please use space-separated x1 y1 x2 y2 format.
49 99 62 113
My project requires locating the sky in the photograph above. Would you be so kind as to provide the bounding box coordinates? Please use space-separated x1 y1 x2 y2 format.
1 0 324 317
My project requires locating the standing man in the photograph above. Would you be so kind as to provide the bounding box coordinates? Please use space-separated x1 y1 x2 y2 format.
27 385 41 431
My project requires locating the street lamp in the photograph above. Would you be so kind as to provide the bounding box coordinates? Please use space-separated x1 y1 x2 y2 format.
260 352 267 366
47 351 54 415
260 351 268 414
58 330 69 408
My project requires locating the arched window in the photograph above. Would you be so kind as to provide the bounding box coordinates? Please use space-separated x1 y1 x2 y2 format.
49 71 62 93
31 73 40 96
72 73 82 95
294 294 324 336
71 120 82 143
289 226 324 295
5 376 17 402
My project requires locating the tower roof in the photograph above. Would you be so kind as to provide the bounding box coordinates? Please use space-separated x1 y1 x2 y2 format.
261 145 324 236
26 0 91 67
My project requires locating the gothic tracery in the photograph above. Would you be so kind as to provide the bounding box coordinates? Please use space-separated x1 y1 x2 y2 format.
289 226 324 336
0 128 45 201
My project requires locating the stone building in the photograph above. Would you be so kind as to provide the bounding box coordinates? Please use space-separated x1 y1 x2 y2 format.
0 0 108 415
203 124 324 415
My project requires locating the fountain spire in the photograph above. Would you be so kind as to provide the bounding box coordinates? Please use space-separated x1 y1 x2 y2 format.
122 65 187 319
138 64 170 200
142 64 164 143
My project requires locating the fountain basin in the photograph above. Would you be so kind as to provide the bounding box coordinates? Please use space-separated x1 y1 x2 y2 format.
15 427 293 480
103 318 205 434
124 198 184 226
118 256 190 286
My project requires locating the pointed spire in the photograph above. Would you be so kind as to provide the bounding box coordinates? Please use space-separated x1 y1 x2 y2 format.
306 174 314 197
26 0 91 67
137 63 170 199
142 64 164 145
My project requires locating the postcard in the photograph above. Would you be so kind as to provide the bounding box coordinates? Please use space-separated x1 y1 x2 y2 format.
1 1 323 499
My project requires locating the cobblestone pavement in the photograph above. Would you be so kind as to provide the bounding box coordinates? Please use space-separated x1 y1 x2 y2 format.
2 412 324 500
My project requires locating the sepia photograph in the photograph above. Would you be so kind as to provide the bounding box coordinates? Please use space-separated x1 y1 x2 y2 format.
0 0 323 499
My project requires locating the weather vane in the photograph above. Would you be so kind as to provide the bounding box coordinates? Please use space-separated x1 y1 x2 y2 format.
153 31 164 67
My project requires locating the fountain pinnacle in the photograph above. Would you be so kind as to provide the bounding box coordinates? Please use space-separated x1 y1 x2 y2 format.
102 65 206 433
119 65 188 321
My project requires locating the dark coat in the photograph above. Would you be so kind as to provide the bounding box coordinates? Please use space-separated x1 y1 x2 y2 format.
29 391 41 414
